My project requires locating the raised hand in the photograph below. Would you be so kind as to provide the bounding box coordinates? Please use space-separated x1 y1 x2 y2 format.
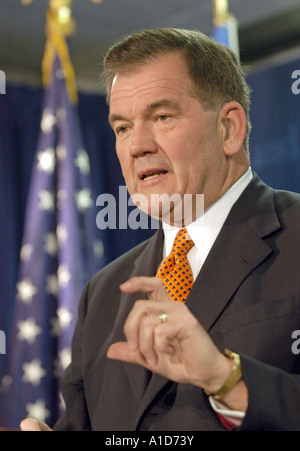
107 276 233 394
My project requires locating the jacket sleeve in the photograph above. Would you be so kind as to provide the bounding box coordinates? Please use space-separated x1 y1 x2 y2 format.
238 354 300 431
53 283 92 431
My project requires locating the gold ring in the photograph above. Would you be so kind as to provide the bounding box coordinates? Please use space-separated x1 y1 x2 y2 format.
158 311 168 323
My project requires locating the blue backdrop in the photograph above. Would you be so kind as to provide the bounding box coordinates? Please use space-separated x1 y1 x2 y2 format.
249 59 300 192
0 54 300 386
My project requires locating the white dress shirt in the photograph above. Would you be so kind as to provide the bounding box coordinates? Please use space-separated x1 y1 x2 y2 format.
162 168 253 273
161 167 253 426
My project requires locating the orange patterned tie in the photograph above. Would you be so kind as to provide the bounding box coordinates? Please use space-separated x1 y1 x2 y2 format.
156 228 195 303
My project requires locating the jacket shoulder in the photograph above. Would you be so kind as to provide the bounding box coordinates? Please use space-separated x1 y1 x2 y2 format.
274 187 300 207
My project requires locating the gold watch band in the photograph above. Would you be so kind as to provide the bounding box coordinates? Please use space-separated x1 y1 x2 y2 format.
204 349 242 400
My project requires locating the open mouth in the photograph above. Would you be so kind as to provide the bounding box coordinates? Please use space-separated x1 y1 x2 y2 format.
140 170 168 181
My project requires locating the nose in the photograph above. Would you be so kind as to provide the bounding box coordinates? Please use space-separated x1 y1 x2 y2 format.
129 123 158 158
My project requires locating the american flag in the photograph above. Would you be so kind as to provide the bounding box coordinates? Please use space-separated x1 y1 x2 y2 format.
0 53 104 429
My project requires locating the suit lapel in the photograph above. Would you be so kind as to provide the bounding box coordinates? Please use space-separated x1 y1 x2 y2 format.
110 228 164 404
188 217 273 332
188 174 281 332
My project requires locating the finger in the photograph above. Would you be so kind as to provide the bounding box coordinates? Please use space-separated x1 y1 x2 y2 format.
123 303 153 351
107 341 133 361
154 323 178 355
120 276 169 302
20 418 52 431
107 342 149 368
138 313 159 366
123 298 174 352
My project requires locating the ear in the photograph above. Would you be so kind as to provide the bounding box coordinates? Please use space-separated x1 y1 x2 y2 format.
220 101 247 157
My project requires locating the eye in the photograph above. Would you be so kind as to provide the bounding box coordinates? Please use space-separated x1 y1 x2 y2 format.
156 114 169 122
116 125 128 135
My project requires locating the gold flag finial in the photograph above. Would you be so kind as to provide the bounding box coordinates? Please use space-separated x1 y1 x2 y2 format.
48 0 75 35
212 0 230 25
42 0 78 103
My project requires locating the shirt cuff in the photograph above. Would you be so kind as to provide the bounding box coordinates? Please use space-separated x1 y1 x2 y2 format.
209 396 245 428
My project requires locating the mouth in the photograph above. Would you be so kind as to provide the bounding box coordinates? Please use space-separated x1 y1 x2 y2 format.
138 169 168 182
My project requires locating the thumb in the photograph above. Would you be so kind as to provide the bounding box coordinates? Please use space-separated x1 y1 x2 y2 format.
107 341 134 361
20 418 52 431
107 341 151 370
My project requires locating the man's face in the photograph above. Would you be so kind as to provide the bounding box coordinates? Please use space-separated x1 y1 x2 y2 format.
109 53 228 225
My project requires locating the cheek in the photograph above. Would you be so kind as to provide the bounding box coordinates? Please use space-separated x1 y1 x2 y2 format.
169 138 203 179
121 166 134 189
116 149 131 176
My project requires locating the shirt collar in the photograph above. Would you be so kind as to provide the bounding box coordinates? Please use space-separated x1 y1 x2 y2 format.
162 168 253 258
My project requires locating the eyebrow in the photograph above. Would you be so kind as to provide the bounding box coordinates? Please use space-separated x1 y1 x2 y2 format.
145 99 181 115
108 113 127 127
108 98 181 127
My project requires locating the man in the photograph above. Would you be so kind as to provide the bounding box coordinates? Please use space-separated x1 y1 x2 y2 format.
21 28 300 431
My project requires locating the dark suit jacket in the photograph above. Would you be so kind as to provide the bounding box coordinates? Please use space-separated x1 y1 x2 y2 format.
54 174 300 431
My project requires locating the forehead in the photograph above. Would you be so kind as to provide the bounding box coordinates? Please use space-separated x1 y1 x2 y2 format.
109 53 195 110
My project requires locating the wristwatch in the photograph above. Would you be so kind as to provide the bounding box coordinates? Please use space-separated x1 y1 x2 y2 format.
204 349 242 400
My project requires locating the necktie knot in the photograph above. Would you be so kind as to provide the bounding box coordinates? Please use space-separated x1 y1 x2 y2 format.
171 228 194 257
156 228 195 303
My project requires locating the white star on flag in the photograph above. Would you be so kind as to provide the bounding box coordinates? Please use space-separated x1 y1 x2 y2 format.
57 307 72 329
38 190 55 211
17 318 42 344
57 263 71 288
46 274 59 297
22 359 47 386
75 188 93 212
46 264 71 298
54 347 72 377
75 149 90 175
17 278 37 304
44 232 58 256
20 244 33 262
25 400 51 423
59 347 72 370
41 108 56 133
56 223 68 246
50 307 73 337
37 148 56 174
